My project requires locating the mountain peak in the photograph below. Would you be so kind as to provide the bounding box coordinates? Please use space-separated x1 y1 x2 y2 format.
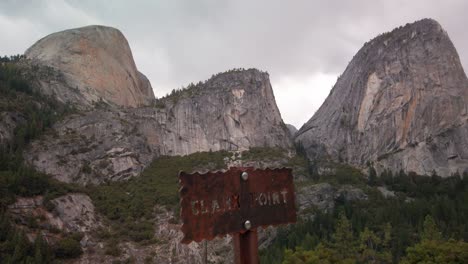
25 25 155 108
296 19 468 177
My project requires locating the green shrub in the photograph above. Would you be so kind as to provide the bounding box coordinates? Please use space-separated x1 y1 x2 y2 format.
54 236 82 259
90 150 230 242
104 239 121 256
241 147 287 161
127 221 154 242
81 162 92 174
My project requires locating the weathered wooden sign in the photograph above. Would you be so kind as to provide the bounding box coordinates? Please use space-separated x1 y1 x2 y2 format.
179 167 296 244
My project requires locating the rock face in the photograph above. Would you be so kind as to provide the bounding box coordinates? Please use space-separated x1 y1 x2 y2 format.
25 69 292 184
296 19 468 177
25 25 155 108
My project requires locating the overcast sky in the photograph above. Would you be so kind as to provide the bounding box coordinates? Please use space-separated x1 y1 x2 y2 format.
1 0 467 128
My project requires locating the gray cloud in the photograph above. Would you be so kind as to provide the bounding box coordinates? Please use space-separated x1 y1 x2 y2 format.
1 0 467 127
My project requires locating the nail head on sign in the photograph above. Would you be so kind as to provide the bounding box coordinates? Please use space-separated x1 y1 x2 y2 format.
244 220 252 230
241 172 248 181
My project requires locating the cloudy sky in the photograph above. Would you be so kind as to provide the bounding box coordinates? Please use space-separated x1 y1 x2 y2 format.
1 0 467 128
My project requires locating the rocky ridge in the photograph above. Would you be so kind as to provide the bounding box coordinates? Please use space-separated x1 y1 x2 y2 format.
21 26 292 184
25 69 292 184
296 19 468 177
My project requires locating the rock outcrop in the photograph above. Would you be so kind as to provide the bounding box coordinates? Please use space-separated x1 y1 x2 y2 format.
0 112 23 146
25 110 154 183
296 19 468 177
286 124 298 137
8 194 100 239
297 183 368 213
25 25 155 108
25 69 292 184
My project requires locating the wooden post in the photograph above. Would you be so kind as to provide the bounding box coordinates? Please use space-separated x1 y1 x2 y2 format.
203 240 208 264
233 229 259 264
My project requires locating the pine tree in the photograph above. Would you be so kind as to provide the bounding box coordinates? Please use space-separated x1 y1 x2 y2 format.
10 231 30 263
332 212 357 261
368 166 377 186
359 228 380 263
421 215 442 241
34 233 51 264
301 233 316 250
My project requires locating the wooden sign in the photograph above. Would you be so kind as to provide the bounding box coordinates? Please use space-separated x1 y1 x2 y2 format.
179 167 296 244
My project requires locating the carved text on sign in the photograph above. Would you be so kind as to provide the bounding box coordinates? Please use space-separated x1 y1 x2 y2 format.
190 194 240 216
251 190 289 206
189 190 290 216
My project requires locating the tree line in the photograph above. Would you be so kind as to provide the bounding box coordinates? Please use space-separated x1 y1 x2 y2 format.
260 168 468 263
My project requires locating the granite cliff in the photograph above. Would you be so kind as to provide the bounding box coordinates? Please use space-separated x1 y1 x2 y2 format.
25 25 155 108
296 19 468 177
